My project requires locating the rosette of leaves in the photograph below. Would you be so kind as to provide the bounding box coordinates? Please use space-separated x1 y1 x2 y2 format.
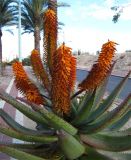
0 5 131 160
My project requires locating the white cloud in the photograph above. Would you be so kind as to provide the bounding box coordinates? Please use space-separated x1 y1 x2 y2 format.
87 8 113 20
2 29 34 61
104 0 116 6
58 26 131 54
77 0 131 21
64 8 73 17
77 2 114 20
120 4 131 20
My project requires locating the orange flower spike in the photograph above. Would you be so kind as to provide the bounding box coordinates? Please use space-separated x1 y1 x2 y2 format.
26 89 44 105
43 9 57 73
98 41 117 67
69 56 77 92
51 44 72 114
31 49 50 92
12 61 44 105
79 40 117 90
12 62 30 93
44 9 57 34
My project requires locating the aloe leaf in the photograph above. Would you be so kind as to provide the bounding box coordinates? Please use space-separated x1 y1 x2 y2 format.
0 143 43 149
80 94 130 134
0 125 58 143
80 131 131 151
107 110 131 131
100 129 131 136
36 107 77 136
0 89 49 126
79 155 112 160
99 150 131 160
71 91 95 125
0 143 54 157
70 102 77 117
77 91 92 113
79 147 113 160
70 95 79 117
58 130 85 159
0 143 53 157
86 71 131 123
0 109 53 135
0 146 46 160
71 96 79 109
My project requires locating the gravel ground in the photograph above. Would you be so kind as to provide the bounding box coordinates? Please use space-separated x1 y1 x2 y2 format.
77 52 131 78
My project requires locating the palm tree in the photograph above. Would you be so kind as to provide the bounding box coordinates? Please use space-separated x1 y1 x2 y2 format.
21 0 48 51
21 0 69 52
0 0 16 74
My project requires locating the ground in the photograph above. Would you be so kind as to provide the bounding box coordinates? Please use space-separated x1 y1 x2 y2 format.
0 67 36 160
77 52 131 77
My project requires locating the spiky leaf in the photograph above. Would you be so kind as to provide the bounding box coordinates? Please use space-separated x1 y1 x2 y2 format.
0 146 45 160
107 110 131 131
80 94 130 133
80 131 131 151
58 130 85 159
0 109 52 135
0 89 48 125
0 125 58 143
86 71 131 123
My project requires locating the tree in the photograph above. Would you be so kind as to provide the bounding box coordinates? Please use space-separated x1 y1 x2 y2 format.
21 0 48 51
111 2 131 23
21 0 69 52
0 0 17 74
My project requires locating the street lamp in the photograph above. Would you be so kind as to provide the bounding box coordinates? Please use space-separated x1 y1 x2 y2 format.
18 0 22 62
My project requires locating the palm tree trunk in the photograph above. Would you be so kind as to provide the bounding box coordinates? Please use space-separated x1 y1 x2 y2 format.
34 26 41 52
48 0 57 11
0 28 3 75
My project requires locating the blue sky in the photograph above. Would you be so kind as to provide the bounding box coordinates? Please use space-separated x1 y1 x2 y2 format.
2 0 131 60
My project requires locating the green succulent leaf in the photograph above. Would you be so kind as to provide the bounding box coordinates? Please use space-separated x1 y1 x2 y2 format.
71 96 79 110
36 107 78 136
0 146 46 160
0 89 49 126
0 125 58 143
70 92 80 117
79 94 130 133
77 91 92 113
107 110 131 131
99 150 131 160
86 71 130 123
0 109 52 135
70 102 77 117
80 131 131 151
0 143 44 149
80 147 113 160
72 91 95 125
58 130 85 160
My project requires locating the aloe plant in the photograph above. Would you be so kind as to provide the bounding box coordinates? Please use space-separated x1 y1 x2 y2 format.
0 3 131 160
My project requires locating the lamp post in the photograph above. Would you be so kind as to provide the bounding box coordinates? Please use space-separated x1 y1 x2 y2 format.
18 0 22 62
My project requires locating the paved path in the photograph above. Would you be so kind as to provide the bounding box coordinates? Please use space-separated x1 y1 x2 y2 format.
0 76 17 160
77 65 131 78
0 67 35 160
